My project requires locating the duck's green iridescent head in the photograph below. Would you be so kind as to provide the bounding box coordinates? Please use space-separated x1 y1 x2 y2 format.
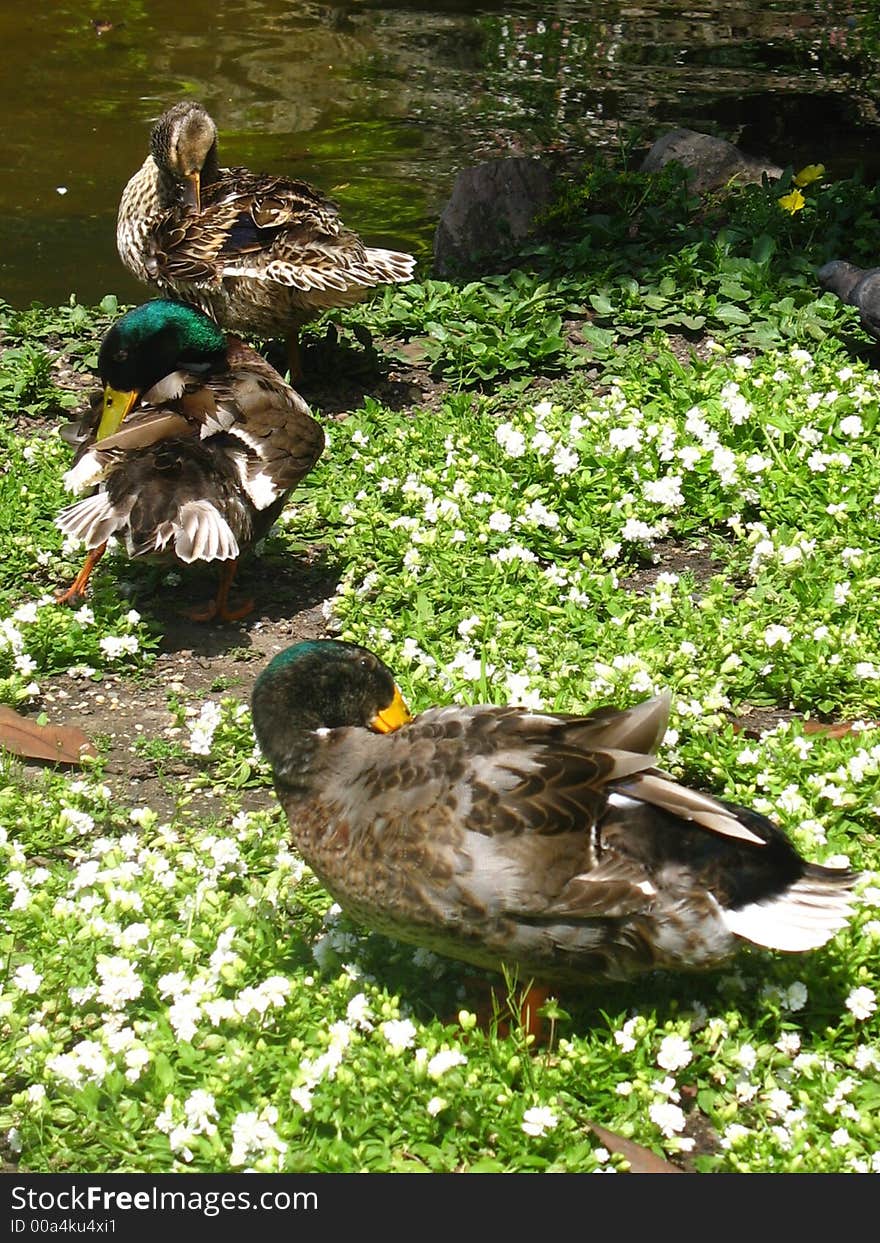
95 299 227 440
251 640 411 775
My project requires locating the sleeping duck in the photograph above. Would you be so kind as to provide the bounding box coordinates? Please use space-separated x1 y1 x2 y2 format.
251 639 858 985
55 299 324 622
117 100 416 377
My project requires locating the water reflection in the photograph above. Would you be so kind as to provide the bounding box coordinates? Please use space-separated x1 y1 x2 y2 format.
0 1 876 306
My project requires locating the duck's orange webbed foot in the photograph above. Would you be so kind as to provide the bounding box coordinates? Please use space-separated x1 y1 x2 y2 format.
55 543 107 606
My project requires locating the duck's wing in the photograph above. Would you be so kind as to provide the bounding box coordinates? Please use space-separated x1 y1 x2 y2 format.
146 171 355 290
148 169 414 294
60 387 201 496
202 339 325 506
317 702 673 922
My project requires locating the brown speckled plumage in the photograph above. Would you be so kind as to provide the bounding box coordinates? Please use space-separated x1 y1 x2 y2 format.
251 641 859 986
117 101 416 348
56 301 323 615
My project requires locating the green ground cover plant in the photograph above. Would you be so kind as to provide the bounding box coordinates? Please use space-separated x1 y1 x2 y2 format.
0 162 878 1173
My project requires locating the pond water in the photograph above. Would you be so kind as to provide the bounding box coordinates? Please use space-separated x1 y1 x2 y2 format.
1 1 878 308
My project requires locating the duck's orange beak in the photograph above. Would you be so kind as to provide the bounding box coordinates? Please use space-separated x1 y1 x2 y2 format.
183 170 201 213
96 385 140 441
370 686 412 734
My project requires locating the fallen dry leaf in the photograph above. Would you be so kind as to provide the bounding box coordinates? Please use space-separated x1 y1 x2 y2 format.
801 720 864 738
587 1121 684 1173
0 705 97 766
731 713 870 740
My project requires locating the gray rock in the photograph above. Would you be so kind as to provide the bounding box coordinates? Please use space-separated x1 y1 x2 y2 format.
641 129 783 194
818 259 880 341
433 157 555 276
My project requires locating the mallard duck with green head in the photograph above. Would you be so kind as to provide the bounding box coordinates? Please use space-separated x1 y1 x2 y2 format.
56 299 324 622
251 640 858 986
117 101 416 377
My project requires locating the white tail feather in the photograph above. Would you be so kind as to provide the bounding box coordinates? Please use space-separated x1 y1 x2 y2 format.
722 872 855 952
56 492 131 547
172 501 239 563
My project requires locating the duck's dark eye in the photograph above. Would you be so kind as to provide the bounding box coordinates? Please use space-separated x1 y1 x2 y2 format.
115 348 128 363
359 656 373 671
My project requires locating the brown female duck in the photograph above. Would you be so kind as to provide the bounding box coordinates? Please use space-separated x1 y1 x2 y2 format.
117 101 416 376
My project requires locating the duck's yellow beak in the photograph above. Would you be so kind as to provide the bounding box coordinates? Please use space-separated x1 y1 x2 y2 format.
183 170 201 213
370 686 412 734
96 385 140 441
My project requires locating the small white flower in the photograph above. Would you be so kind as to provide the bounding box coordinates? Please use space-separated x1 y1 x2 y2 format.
656 1034 692 1072
13 964 43 994
736 1043 757 1072
764 624 792 649
426 1096 447 1117
552 444 579 475
229 1109 287 1168
427 1048 467 1078
621 518 658 544
346 993 374 1030
614 1018 638 1053
642 475 685 508
783 981 808 1012
765 1088 793 1118
522 499 560 528
380 1018 417 1052
845 986 877 1021
522 1105 558 1137
839 415 863 438
648 1101 686 1137
720 1122 750 1150
488 510 512 533
775 1031 801 1057
99 634 140 659
290 1085 313 1112
495 423 526 458
609 426 643 452
95 955 143 1010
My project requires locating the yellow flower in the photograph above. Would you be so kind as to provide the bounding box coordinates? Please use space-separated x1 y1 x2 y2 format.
793 163 825 187
778 189 806 214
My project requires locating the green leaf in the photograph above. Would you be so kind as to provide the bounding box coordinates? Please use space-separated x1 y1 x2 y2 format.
714 303 751 325
589 293 614 316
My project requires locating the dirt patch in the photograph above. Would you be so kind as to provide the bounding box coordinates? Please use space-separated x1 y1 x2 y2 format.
619 534 725 597
37 546 340 823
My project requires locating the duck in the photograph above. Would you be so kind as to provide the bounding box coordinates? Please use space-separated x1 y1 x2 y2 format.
55 299 325 622
117 100 417 378
817 259 880 342
251 639 858 987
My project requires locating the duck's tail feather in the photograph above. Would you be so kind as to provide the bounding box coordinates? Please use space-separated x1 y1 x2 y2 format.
362 246 417 284
722 863 858 951
56 491 131 547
